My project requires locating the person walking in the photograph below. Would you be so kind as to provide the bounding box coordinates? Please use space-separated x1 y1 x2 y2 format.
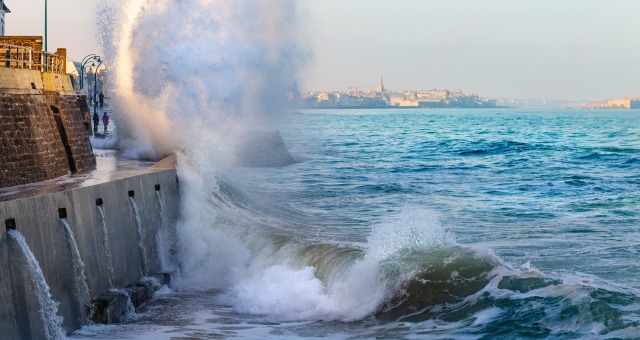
102 112 109 133
93 112 100 133
99 92 105 107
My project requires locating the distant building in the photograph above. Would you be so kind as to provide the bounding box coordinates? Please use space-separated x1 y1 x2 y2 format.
0 1 10 36
390 94 418 107
317 92 338 107
583 97 640 109
337 94 361 107
376 74 385 93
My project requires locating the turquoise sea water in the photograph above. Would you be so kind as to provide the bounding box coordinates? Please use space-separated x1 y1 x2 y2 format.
279 109 640 286
73 108 640 339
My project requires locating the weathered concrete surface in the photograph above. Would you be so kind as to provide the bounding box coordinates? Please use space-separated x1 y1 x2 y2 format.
0 154 179 338
0 67 44 94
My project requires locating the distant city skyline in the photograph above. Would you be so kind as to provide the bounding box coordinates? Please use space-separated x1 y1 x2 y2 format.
5 1 640 101
304 0 640 101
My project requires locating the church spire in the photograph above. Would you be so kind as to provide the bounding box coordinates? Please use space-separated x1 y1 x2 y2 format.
376 73 385 93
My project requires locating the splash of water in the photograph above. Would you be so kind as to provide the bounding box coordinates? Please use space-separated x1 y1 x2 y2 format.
99 0 304 161
129 197 149 276
60 218 93 322
97 206 115 287
7 230 66 339
93 0 509 326
155 190 176 272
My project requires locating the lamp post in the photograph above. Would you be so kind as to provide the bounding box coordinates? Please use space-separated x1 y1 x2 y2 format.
43 0 48 72
44 0 47 52
92 60 104 118
80 54 100 90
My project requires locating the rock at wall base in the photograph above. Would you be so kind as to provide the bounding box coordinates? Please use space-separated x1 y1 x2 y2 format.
90 291 129 324
90 273 173 324
125 285 148 310
235 131 298 167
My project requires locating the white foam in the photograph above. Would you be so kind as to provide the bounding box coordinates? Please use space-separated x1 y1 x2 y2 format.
471 307 503 326
195 204 460 322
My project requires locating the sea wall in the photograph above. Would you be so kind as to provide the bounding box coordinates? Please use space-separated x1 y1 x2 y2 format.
0 68 96 188
0 157 179 338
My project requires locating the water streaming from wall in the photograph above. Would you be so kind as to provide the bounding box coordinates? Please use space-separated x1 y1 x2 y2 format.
97 206 115 287
129 197 149 276
155 191 175 272
60 218 92 322
7 230 66 339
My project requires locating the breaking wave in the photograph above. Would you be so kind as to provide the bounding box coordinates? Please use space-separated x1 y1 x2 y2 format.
170 161 640 337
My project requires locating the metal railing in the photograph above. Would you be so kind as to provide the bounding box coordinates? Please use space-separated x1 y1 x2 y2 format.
0 43 65 74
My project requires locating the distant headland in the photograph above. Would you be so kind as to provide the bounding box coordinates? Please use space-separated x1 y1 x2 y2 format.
301 75 640 110
581 97 640 110
302 75 497 109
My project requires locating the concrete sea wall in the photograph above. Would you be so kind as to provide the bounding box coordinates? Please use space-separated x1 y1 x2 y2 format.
0 157 179 338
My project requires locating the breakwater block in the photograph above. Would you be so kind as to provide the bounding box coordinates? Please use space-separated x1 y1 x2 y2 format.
90 273 172 324
90 291 130 324
235 131 298 167
125 284 148 309
157 272 172 285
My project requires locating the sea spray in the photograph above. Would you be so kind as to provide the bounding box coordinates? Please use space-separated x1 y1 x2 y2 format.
7 230 66 339
97 0 307 289
130 197 149 276
98 0 303 160
97 206 115 287
60 218 93 322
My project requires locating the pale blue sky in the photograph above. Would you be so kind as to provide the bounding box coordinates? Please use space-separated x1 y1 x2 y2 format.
6 0 640 100
305 0 640 100
5 0 99 60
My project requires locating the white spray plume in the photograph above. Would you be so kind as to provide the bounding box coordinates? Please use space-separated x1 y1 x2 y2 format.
98 0 305 161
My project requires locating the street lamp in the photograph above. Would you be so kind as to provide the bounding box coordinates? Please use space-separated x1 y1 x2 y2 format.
80 54 100 90
91 60 104 117
44 0 47 52
43 0 48 72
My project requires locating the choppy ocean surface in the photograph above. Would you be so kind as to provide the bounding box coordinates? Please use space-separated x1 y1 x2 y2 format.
71 109 640 339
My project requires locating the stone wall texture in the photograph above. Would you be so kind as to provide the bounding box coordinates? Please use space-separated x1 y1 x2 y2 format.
0 93 70 186
0 68 95 188
49 92 96 172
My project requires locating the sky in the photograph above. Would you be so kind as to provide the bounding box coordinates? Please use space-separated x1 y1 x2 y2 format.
5 0 100 61
6 0 640 101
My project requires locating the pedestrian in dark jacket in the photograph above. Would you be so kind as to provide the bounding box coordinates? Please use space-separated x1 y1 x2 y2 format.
93 112 99 133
